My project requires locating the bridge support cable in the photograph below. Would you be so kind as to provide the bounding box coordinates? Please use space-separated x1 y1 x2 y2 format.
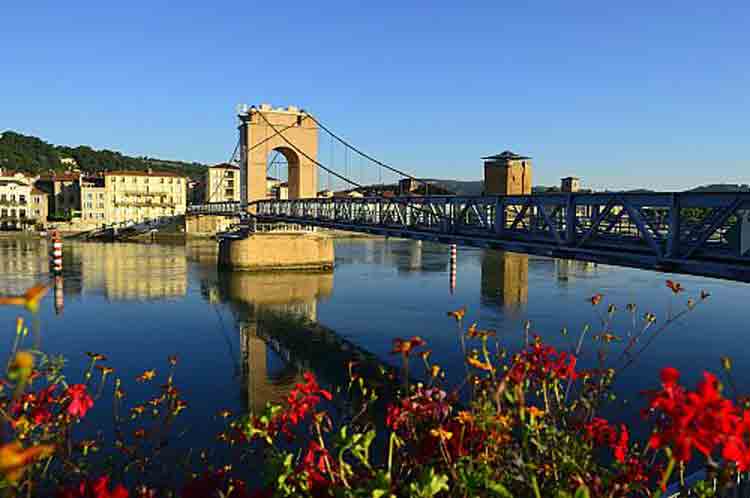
254 109 365 190
253 109 451 222
205 117 310 206
307 114 432 191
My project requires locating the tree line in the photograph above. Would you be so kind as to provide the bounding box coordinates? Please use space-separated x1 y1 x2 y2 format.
0 131 207 179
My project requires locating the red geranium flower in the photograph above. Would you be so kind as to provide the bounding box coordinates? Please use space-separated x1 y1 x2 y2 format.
65 384 94 418
645 368 738 462
56 476 128 498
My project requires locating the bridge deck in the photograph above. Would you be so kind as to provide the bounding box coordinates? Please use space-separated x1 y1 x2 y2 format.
190 193 750 282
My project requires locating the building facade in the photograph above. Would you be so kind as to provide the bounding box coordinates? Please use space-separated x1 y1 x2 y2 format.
36 172 81 217
30 187 48 224
561 176 581 193
205 164 241 203
482 151 532 195
0 178 32 229
80 176 107 224
105 170 187 224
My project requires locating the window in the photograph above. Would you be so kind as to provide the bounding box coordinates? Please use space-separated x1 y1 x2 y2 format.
87 193 93 200
19 210 25 218
161 178 165 184
144 178 149 184
19 195 26 205
121 177 125 183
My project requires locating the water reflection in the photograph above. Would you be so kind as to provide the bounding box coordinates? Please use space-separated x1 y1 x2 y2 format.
68 244 187 301
481 250 529 312
210 270 334 413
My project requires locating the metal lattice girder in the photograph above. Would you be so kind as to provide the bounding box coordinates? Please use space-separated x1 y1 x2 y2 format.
217 192 750 282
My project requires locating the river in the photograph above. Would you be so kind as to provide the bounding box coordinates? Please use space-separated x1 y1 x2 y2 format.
0 236 747 447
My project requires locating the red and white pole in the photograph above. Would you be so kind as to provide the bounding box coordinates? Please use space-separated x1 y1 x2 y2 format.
449 244 457 294
50 230 63 274
54 275 64 315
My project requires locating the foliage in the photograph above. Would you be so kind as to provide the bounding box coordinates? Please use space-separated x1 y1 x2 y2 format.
0 131 207 179
0 279 748 497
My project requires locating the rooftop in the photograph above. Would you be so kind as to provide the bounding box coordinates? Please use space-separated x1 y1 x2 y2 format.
38 172 80 182
209 163 240 170
482 150 531 161
561 176 580 181
103 170 186 178
0 179 29 187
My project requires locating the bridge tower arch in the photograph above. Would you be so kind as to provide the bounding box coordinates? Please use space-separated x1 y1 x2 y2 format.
238 104 318 204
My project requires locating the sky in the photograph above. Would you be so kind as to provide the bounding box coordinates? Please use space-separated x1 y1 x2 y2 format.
1 1 748 190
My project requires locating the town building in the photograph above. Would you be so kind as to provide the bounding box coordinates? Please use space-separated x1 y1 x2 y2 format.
205 163 241 203
104 170 187 224
36 172 81 217
80 176 107 224
187 179 204 205
30 186 49 224
482 151 532 195
0 177 32 229
561 176 581 193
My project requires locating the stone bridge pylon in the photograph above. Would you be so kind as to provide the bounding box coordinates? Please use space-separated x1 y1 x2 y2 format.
237 104 319 204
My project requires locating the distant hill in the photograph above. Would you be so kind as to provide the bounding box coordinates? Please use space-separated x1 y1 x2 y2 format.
0 131 208 179
423 179 484 196
688 184 750 193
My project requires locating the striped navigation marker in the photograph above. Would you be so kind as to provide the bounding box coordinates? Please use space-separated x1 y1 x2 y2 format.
449 244 457 294
49 231 62 274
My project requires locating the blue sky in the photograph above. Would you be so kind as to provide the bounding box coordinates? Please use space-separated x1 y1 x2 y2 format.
1 1 748 190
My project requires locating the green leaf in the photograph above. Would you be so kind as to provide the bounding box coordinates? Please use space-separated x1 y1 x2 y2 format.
487 481 514 498
573 485 590 498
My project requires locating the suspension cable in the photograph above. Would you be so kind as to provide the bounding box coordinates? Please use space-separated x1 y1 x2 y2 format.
254 109 364 189
307 114 431 189
253 109 449 220
206 118 309 204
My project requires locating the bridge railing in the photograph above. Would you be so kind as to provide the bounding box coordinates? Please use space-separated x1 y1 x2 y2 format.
254 193 750 281
187 202 246 215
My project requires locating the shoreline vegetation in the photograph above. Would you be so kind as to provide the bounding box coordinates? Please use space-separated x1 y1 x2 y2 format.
1 279 748 497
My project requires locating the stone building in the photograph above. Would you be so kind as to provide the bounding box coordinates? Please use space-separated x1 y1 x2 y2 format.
80 176 107 224
482 151 532 195
30 187 48 225
0 178 32 229
36 172 81 217
104 170 187 224
205 163 241 203
561 176 581 193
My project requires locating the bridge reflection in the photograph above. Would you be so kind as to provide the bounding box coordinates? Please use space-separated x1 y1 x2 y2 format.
481 250 529 312
212 270 335 413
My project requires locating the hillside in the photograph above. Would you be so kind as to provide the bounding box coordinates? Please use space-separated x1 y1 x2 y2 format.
0 131 207 179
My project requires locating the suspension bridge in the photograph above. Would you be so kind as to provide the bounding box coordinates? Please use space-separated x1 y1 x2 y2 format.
188 104 750 283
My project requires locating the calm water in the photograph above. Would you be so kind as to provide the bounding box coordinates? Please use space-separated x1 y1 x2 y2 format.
0 236 748 445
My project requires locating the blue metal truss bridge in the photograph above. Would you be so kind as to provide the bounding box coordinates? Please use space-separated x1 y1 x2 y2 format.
240 192 750 283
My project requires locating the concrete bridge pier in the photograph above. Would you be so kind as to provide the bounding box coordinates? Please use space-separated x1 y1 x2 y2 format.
218 232 334 271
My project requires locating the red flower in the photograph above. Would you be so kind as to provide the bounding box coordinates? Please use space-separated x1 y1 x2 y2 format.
722 409 750 471
645 368 738 462
65 384 94 418
613 424 629 463
57 476 129 498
